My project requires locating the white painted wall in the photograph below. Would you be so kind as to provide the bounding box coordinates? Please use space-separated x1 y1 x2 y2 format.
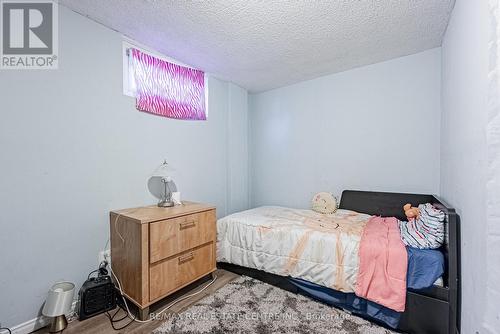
486 2 500 332
441 1 500 333
0 6 248 329
249 48 442 208
227 84 249 214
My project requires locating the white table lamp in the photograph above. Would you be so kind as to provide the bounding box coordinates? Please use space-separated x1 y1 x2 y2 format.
42 282 75 333
150 160 176 207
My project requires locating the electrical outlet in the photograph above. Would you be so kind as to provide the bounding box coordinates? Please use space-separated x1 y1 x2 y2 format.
98 250 110 265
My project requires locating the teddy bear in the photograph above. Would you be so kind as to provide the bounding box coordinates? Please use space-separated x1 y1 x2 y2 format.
403 203 420 220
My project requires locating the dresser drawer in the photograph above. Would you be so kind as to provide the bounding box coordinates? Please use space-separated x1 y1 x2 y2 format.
149 209 216 263
149 242 215 301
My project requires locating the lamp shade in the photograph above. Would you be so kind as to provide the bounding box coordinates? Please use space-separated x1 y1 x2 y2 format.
148 177 178 200
151 161 175 180
42 282 75 317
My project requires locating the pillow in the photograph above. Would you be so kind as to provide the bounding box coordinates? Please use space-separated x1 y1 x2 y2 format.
311 192 338 214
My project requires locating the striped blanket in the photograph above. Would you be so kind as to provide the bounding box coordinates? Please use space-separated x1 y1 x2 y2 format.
398 203 445 249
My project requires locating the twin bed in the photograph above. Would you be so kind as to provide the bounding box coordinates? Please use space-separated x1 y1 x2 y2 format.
216 190 460 334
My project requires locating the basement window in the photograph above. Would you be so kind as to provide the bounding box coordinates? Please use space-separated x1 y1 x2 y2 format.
122 40 208 120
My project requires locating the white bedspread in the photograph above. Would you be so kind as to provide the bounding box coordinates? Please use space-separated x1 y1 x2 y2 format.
217 206 372 292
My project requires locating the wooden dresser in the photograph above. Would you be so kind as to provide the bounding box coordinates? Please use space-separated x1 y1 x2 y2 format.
110 202 216 320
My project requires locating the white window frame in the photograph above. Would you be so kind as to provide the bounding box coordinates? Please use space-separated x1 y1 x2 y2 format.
122 38 209 117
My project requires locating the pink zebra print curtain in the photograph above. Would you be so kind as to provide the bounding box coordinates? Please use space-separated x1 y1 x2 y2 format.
130 48 206 120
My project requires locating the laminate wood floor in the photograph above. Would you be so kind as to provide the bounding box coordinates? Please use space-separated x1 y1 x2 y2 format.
33 269 239 334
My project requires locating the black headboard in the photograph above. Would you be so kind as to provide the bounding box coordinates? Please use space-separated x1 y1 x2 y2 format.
339 190 460 332
339 190 434 220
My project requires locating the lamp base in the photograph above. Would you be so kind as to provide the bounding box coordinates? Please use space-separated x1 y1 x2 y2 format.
158 200 174 207
49 315 68 333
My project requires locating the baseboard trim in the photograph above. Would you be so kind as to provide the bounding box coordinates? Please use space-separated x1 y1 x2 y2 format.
9 316 50 334
8 301 77 334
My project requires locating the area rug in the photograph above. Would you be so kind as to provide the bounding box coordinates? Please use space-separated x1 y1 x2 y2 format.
154 276 397 334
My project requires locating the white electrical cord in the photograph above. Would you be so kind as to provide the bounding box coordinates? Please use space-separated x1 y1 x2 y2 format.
103 211 218 324
107 260 218 323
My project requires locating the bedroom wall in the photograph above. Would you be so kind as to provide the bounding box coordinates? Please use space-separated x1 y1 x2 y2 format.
249 48 442 208
227 84 250 214
440 1 499 333
0 5 248 329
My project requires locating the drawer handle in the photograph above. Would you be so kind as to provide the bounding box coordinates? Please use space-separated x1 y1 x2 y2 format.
178 252 194 264
179 220 196 230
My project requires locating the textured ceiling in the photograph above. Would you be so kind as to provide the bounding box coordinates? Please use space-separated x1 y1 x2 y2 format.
60 0 455 93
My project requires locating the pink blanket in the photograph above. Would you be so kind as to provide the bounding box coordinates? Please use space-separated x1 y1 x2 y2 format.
355 216 408 312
